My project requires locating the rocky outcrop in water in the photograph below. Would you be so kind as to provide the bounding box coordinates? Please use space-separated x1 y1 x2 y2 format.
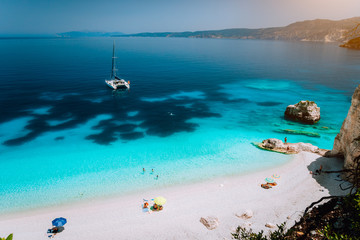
331 85 360 168
284 100 320 124
258 138 328 155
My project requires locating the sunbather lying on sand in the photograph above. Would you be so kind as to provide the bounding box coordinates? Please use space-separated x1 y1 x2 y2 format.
261 182 277 189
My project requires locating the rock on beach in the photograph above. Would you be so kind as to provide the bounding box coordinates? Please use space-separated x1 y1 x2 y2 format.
200 216 219 230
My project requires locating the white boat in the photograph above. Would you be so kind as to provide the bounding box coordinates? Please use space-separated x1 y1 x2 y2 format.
105 41 130 90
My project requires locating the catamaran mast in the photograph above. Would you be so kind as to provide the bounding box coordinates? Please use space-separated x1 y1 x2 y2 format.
111 40 117 79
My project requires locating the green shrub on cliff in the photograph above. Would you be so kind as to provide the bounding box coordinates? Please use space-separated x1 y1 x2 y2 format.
320 191 360 240
0 234 13 240
231 223 290 240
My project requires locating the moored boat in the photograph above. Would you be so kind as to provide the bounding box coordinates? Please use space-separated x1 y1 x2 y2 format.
105 41 130 90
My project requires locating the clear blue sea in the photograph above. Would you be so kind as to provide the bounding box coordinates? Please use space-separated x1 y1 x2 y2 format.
0 37 358 214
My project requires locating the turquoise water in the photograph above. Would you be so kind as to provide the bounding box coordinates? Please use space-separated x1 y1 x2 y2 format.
0 38 358 214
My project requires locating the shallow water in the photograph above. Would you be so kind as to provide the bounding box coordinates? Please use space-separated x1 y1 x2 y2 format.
0 37 358 214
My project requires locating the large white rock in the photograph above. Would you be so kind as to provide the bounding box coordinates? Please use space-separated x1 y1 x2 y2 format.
261 138 285 149
200 216 219 230
284 100 320 124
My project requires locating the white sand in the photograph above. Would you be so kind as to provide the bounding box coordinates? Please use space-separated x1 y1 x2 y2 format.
0 152 347 240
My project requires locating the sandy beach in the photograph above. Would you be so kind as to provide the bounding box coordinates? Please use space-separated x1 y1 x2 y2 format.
0 152 347 240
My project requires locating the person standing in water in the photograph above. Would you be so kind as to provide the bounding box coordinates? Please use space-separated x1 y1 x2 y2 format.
284 137 287 144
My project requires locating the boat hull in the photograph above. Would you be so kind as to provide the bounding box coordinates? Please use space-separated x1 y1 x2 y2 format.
105 80 130 90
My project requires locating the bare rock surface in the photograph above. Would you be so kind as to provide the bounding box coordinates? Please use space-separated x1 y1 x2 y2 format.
258 138 328 155
261 138 285 150
265 222 276 228
235 209 253 219
200 216 219 230
284 100 320 124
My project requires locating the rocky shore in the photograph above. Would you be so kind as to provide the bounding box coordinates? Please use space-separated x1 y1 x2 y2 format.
256 138 329 156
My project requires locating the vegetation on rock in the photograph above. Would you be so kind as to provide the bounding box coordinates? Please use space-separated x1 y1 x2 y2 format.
274 129 320 138
0 234 13 240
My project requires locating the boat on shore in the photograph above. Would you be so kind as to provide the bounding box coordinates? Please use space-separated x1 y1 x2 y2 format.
105 41 130 90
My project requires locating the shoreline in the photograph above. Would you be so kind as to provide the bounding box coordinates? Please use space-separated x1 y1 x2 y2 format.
0 155 292 219
0 152 347 239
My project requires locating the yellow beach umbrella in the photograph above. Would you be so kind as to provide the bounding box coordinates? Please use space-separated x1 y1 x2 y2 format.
154 196 167 205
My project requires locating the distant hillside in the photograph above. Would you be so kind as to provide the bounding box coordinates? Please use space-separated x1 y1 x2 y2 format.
57 31 124 38
117 17 360 43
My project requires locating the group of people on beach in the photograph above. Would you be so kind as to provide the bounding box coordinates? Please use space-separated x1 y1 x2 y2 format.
143 200 163 212
261 181 277 189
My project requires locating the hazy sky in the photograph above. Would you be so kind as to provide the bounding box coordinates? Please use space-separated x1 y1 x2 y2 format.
1 0 359 34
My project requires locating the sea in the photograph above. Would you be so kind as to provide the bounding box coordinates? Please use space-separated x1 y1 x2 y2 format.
0 37 358 214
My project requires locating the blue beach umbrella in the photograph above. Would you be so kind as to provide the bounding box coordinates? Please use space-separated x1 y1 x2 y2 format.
265 177 275 184
52 217 67 227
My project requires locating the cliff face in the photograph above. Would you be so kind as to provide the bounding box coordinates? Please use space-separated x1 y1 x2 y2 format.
332 85 360 168
340 37 360 50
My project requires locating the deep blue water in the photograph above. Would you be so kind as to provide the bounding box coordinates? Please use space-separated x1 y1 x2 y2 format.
0 37 358 214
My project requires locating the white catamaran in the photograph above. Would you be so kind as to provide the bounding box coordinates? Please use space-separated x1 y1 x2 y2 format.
105 41 130 90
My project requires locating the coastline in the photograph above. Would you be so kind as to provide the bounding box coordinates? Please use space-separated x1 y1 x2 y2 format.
0 152 347 240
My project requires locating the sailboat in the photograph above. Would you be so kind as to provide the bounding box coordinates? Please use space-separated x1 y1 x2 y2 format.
105 41 130 90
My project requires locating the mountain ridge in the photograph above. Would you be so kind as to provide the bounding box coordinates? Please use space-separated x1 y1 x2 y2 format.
116 17 360 43
56 31 124 38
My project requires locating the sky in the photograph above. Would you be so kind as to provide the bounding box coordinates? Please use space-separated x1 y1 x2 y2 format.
0 0 359 35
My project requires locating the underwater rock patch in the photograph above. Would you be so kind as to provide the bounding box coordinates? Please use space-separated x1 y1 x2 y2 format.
274 129 320 138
